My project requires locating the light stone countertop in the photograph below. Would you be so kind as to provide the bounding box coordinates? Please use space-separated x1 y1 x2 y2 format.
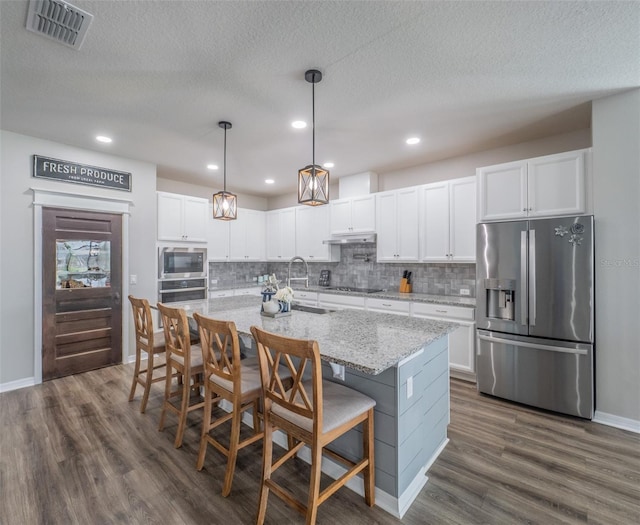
209 283 476 308
169 295 458 375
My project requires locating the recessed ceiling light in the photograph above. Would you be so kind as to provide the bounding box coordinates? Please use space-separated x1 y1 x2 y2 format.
207 164 219 170
291 121 307 129
96 135 112 143
406 137 421 145
265 179 275 184
323 162 334 168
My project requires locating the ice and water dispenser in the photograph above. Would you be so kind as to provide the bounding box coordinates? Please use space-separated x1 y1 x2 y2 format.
484 278 516 321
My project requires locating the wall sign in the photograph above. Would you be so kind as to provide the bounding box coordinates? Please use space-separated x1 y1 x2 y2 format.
33 155 132 192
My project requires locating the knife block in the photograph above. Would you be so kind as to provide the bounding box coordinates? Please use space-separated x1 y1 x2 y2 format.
399 278 412 293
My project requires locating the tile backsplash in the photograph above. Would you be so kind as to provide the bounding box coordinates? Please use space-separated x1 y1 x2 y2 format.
209 243 476 297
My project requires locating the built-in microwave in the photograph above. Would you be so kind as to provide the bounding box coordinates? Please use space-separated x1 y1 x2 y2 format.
158 247 207 279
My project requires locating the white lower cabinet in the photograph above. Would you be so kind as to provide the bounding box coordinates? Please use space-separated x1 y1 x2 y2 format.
234 287 261 296
292 290 318 306
317 293 365 310
411 302 476 380
365 297 410 315
209 289 235 299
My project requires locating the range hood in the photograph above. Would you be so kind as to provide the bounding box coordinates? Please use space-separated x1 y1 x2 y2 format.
323 233 376 245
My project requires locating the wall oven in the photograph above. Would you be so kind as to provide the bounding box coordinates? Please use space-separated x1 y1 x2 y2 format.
159 247 206 279
158 247 207 303
158 277 207 303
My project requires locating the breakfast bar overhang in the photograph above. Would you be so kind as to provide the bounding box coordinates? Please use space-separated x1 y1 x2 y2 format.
166 295 458 518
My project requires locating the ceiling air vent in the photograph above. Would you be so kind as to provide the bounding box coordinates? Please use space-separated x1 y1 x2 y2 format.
26 0 93 50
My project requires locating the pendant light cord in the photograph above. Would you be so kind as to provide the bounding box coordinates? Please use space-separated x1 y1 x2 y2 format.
312 74 315 169
223 126 227 192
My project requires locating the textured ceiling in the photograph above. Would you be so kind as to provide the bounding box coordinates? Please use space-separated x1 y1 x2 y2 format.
1 0 638 198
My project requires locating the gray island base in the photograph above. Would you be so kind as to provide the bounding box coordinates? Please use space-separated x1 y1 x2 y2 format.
168 295 457 518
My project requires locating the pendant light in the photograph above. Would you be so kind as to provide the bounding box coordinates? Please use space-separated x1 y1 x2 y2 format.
298 69 329 206
213 121 237 220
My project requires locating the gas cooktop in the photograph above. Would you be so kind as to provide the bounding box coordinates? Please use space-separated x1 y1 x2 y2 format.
324 286 383 294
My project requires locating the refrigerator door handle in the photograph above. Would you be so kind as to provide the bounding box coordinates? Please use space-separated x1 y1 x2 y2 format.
520 230 528 325
529 229 536 326
477 334 588 355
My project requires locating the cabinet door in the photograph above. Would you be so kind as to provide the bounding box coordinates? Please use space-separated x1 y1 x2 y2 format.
449 178 476 261
265 211 281 261
329 199 353 234
228 213 246 260
206 208 230 261
182 196 208 242
421 182 450 262
243 209 266 261
350 195 376 232
448 323 476 375
157 192 185 241
279 208 296 259
396 187 419 261
375 192 398 262
296 205 334 261
477 161 527 221
527 150 585 217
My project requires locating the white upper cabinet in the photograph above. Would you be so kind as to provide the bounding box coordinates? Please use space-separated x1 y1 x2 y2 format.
157 191 208 242
229 208 266 261
449 178 477 261
421 177 476 262
477 149 588 221
376 187 419 262
266 208 296 261
295 205 340 262
206 204 230 261
329 195 376 234
526 150 586 218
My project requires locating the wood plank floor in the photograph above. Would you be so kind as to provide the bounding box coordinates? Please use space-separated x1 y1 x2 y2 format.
1 364 638 524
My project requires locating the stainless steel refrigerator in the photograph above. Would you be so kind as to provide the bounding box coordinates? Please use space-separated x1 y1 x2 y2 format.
476 216 594 419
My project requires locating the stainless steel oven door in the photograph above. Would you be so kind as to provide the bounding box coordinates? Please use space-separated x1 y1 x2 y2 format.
158 278 207 303
159 247 207 279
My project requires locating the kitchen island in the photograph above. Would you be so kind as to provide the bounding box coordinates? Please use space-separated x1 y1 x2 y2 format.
170 295 458 518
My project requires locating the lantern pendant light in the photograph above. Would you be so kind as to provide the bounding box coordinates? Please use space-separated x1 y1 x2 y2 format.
213 121 237 220
298 69 329 206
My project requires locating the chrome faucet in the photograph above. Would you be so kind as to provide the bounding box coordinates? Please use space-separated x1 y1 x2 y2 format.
287 256 309 289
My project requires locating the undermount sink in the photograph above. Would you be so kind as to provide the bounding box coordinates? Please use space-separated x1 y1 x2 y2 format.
291 303 335 315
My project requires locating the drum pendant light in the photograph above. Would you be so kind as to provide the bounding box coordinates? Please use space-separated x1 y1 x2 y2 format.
213 121 237 220
298 69 329 206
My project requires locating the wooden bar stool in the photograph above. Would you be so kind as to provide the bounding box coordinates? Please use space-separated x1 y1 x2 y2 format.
157 302 205 448
250 326 376 525
128 295 167 413
193 313 265 496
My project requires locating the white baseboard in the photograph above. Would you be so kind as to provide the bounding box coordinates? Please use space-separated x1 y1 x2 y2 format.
593 410 640 434
0 376 36 393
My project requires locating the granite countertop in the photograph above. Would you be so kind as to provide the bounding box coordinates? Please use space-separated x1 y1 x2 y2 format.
209 283 476 308
171 295 458 375
311 287 476 308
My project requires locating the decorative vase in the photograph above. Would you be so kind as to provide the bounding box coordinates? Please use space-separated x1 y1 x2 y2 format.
262 300 280 315
261 291 276 312
279 301 290 313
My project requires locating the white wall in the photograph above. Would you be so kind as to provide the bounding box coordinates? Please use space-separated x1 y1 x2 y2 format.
0 131 158 386
592 89 640 424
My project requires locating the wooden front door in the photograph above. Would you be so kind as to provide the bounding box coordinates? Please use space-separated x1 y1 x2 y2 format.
42 208 123 381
